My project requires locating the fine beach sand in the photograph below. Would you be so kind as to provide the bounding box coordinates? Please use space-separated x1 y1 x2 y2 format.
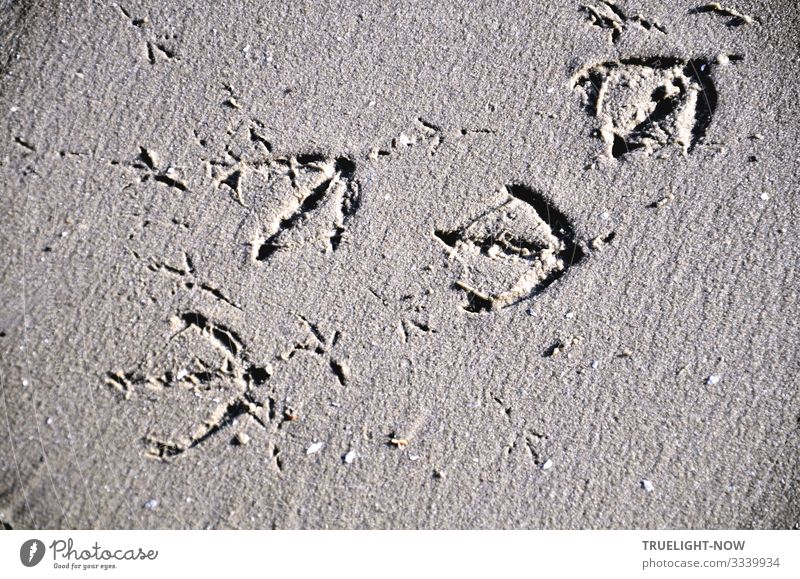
1 0 798 529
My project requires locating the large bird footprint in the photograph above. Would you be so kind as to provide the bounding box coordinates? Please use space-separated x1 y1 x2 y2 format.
436 185 585 313
572 55 741 159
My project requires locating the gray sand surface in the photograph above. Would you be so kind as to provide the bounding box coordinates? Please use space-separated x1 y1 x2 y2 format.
0 0 798 529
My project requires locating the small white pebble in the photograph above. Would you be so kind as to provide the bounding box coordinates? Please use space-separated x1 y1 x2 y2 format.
641 480 654 492
600 211 610 220
591 360 599 369
235 432 250 446
46 417 53 425
542 459 553 470
307 441 324 455
565 311 574 319
144 499 158 510
706 375 721 385
10 106 18 113
760 192 770 201
344 450 357 464
409 454 420 461
546 87 554 94
21 378 29 387
176 368 189 381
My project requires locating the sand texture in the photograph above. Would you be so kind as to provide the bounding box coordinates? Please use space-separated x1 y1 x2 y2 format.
0 0 798 529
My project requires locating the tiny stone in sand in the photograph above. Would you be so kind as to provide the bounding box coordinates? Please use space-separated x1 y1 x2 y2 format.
307 441 324 455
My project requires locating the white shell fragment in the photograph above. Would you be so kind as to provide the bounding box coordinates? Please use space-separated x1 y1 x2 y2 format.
306 441 324 455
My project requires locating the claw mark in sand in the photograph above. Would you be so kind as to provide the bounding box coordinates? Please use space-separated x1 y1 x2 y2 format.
580 0 666 44
572 55 742 158
142 251 241 310
688 3 755 27
435 184 584 313
142 396 266 460
14 136 36 152
115 5 180 63
287 313 350 386
115 5 148 28
112 146 189 191
146 41 177 64
508 429 550 466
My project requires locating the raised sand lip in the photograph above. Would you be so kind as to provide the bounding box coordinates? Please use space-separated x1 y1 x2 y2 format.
0 1 797 529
